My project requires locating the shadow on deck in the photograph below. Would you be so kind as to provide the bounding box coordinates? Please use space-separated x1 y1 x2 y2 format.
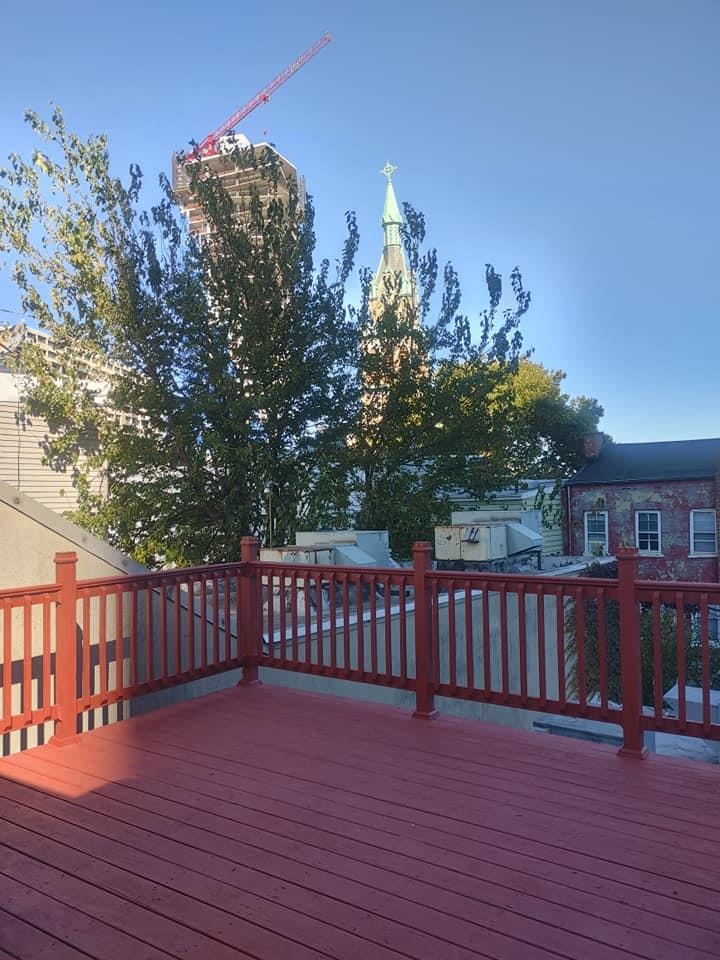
1 684 719 960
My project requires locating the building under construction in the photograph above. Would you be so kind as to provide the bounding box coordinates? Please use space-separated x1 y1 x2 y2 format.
171 136 304 239
171 34 329 237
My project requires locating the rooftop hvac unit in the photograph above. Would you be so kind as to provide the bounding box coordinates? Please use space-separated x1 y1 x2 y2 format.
434 521 542 563
435 523 507 562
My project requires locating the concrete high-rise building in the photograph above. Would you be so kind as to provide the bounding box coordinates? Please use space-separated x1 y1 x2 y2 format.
171 135 304 239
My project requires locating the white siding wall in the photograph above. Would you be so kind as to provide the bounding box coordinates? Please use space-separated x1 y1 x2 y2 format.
0 375 104 513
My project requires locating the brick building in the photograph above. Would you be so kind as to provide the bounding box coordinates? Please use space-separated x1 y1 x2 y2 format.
566 435 720 581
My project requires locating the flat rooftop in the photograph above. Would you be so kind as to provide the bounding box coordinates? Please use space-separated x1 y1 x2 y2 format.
1 684 719 959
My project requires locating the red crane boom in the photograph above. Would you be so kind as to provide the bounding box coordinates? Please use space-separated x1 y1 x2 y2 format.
195 33 331 157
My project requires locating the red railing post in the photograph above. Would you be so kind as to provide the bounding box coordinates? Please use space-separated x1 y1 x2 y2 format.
616 547 647 758
238 536 262 686
51 551 81 746
412 541 438 719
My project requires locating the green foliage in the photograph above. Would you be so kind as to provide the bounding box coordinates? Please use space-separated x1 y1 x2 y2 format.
496 360 604 482
0 109 358 565
566 562 720 706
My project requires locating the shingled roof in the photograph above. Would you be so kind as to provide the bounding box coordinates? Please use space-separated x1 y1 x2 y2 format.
568 438 720 486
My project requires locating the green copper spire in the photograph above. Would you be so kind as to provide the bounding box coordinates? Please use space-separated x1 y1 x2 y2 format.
381 161 403 234
371 162 416 306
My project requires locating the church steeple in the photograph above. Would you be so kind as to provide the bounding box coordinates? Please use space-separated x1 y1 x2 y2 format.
380 161 403 248
371 162 415 307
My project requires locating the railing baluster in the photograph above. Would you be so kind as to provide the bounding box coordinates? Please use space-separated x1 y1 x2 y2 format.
575 586 587 714
279 569 287 664
42 597 52 719
448 579 457 694
160 582 168 678
2 599 10 728
145 582 154 683
99 588 108 698
384 575 392 681
22 597 32 725
342 571 352 676
700 592 711 735
369 576 378 680
596 588 608 717
222 572 231 664
329 572 337 673
130 584 138 687
518 585 527 705
199 576 207 671
555 587 566 708
537 586 547 709
500 584 509 700
355 572 364 675
481 583 491 692
399 578 407 685
265 568 275 665
115 586 124 695
430 578 440 689
290 571 299 664
651 591 662 725
464 581 474 693
315 573 324 669
304 570 312 670
173 578 182 674
82 594 91 705
187 576 195 674
676 590 686 731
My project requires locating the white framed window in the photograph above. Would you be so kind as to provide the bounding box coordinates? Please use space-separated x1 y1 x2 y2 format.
584 510 608 555
635 510 661 554
690 509 717 556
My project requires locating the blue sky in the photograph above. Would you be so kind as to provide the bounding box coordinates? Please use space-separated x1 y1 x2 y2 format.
1 0 718 443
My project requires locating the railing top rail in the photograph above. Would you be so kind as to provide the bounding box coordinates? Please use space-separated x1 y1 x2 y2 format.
251 560 413 581
75 559 246 592
0 582 60 601
430 568 620 592
635 577 720 594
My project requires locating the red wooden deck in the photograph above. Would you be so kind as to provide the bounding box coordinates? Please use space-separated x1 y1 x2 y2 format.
1 684 719 960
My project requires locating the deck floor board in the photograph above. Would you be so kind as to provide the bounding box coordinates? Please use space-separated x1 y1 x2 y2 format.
1 683 719 959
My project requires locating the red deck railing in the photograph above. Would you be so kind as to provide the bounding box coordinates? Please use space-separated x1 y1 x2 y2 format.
1 539 719 756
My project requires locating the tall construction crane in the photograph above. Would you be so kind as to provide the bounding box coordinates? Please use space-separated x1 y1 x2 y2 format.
192 33 331 158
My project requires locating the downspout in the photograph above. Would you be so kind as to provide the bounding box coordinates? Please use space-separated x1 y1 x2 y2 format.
565 482 572 554
715 467 720 583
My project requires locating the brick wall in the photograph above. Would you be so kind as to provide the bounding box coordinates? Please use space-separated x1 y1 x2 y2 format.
568 478 719 581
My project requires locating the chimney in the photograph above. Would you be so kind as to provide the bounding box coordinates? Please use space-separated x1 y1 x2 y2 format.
583 432 604 461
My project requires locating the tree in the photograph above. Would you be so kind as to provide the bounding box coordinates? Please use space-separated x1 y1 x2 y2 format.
0 109 358 565
495 360 604 481
345 204 531 558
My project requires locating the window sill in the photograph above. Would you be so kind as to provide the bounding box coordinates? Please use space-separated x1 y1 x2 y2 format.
689 553 718 559
637 551 663 558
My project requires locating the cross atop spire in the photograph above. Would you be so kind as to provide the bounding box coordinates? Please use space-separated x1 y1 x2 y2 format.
380 160 398 182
